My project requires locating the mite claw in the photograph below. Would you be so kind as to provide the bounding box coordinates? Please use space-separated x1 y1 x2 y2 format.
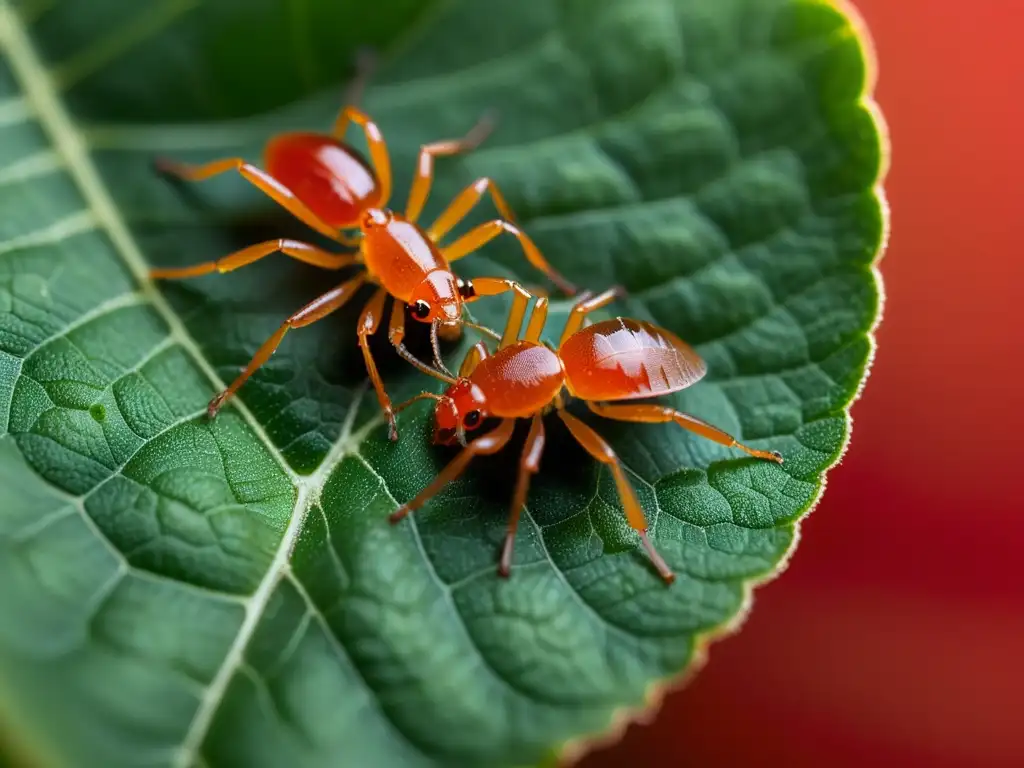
770 450 784 464
467 109 499 149
498 538 514 578
388 507 409 524
479 108 500 127
558 278 580 297
638 529 675 585
207 393 227 420
387 414 399 442
353 45 378 73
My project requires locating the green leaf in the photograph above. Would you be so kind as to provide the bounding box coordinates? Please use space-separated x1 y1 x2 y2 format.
0 0 886 766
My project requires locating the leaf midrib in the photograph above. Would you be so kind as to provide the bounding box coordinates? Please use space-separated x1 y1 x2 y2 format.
0 1 887 764
0 3 374 763
176 389 377 765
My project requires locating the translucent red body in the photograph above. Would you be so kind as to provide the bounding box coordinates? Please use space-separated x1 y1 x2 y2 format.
264 133 382 228
150 82 575 439
560 318 707 402
396 290 783 585
440 318 707 427
263 136 461 321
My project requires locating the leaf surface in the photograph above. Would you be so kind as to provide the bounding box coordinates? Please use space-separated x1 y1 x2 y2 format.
0 0 886 766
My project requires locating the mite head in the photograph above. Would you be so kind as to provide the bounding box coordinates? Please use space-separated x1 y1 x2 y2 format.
434 378 488 446
433 278 476 342
408 269 463 328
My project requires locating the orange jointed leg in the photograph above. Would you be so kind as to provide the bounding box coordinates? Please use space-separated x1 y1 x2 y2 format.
404 115 496 223
329 107 393 208
459 341 490 377
428 173 513 240
523 297 549 343
153 156 357 246
358 288 400 441
386 299 447 379
558 286 625 345
441 219 577 296
587 403 783 463
556 408 674 584
463 276 534 349
207 273 367 418
500 413 546 577
149 239 359 280
389 419 517 523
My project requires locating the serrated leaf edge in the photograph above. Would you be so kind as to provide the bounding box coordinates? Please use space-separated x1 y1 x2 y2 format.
550 1 890 764
0 0 892 763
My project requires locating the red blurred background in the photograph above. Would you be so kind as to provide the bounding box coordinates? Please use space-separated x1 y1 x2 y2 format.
582 1 1024 765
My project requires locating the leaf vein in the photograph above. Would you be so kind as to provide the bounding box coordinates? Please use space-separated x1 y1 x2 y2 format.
0 209 98 257
284 570 431 759
51 0 200 90
353 451 587 706
0 146 60 185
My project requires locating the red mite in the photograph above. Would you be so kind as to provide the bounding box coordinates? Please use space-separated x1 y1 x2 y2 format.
148 53 575 439
392 288 784 583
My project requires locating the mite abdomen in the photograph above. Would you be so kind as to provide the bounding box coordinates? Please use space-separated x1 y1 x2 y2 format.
473 342 565 417
265 132 380 228
561 318 707 402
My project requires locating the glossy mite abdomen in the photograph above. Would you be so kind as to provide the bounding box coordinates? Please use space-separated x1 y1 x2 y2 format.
265 132 381 228
472 342 565 418
561 318 707 402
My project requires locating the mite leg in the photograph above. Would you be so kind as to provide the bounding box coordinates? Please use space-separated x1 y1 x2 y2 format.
329 107 393 209
404 114 496 223
207 273 367 418
427 320 454 378
463 276 534 349
150 239 359 280
459 341 490 377
500 413 546 577
587 403 784 463
558 286 625 346
459 319 502 344
389 419 517 523
428 175 516 240
393 391 442 415
357 288 400 440
556 408 674 583
441 219 577 296
523 297 549 343
386 299 449 380
153 156 357 246
333 47 376 121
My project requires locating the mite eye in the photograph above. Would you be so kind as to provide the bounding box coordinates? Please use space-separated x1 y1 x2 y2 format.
463 410 481 428
411 300 431 320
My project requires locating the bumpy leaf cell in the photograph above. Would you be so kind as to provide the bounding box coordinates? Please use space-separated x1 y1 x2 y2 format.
0 1 884 766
